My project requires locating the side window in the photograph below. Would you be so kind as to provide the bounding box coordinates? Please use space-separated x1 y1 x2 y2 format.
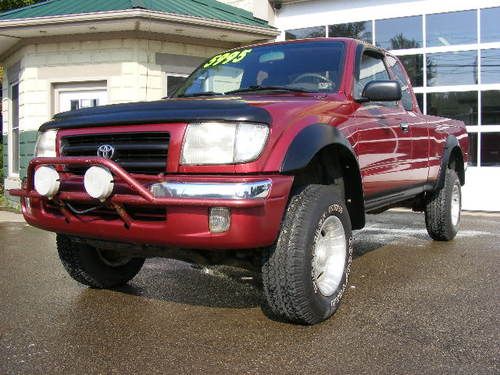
354 52 391 98
387 56 414 111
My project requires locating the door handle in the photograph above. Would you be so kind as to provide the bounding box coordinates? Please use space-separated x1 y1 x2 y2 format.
400 122 410 132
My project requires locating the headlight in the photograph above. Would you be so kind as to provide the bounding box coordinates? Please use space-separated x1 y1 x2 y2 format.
34 130 57 157
181 122 269 165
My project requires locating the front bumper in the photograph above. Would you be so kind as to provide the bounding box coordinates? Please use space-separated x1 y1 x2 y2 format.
10 157 293 249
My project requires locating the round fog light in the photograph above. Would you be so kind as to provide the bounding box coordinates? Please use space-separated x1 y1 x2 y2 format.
84 166 114 201
34 166 60 198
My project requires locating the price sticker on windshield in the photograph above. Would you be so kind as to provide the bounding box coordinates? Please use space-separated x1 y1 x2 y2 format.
203 49 253 68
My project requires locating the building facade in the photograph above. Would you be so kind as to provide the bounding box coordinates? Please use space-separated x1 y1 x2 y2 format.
276 0 500 211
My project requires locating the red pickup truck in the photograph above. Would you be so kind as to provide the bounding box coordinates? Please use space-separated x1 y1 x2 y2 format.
10 38 468 325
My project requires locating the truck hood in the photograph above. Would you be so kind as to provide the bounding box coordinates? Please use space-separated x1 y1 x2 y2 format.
39 94 348 132
39 97 273 131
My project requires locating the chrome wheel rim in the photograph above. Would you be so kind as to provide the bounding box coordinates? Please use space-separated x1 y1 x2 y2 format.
97 249 132 267
451 183 461 227
312 215 347 297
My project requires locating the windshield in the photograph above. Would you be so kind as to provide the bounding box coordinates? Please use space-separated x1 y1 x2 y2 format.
173 41 345 97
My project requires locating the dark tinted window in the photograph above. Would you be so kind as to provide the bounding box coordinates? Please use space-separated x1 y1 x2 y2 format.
11 83 20 174
481 49 500 84
481 91 500 125
427 91 478 125
427 50 478 86
481 7 500 43
387 56 413 111
481 133 500 166
375 16 422 49
167 75 187 97
426 10 477 47
468 132 478 167
285 26 326 40
329 21 372 43
399 54 424 87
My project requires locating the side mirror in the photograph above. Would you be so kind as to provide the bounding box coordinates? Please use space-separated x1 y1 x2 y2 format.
359 80 402 102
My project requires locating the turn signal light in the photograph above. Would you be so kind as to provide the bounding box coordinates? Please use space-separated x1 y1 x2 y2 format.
209 207 231 233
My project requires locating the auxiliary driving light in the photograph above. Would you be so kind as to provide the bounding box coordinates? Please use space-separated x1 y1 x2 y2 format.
34 166 60 198
209 207 231 233
84 166 114 201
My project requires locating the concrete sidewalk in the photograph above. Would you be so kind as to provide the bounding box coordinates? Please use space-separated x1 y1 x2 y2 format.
0 209 25 223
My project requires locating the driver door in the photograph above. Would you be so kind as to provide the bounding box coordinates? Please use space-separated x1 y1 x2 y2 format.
353 51 413 200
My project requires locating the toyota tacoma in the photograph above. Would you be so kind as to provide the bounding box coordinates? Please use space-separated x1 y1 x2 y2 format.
10 38 468 325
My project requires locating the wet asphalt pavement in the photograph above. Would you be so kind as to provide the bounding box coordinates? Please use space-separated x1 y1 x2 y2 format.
0 210 499 374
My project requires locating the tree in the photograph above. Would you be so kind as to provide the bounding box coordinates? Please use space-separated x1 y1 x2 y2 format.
0 0 46 12
329 22 372 43
389 33 435 87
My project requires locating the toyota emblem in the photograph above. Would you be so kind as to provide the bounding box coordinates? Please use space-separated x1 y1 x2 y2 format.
97 144 115 159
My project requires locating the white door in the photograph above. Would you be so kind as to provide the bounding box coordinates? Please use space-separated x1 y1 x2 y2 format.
59 89 108 112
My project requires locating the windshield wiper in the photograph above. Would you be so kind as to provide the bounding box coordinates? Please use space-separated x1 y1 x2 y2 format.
225 85 314 95
177 91 224 98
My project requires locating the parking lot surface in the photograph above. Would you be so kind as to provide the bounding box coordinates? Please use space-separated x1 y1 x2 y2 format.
1 210 499 374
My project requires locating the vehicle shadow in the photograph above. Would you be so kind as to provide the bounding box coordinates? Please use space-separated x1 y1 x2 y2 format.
111 228 393 314
113 259 263 309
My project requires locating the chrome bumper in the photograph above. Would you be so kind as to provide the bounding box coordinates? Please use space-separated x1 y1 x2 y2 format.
150 180 272 200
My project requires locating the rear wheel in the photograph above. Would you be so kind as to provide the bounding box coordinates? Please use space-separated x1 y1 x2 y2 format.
425 169 462 241
57 234 145 288
262 185 353 325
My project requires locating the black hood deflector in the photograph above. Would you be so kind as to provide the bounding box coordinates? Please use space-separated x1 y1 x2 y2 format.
39 99 272 131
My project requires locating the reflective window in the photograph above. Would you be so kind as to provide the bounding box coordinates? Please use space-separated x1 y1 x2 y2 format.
329 21 372 43
375 16 422 50
176 41 345 96
354 53 390 98
398 54 424 87
481 49 500 84
427 92 478 125
285 26 326 40
427 51 478 86
387 56 413 111
481 133 500 166
415 93 424 112
468 133 478 166
481 7 500 43
427 10 477 47
481 91 500 125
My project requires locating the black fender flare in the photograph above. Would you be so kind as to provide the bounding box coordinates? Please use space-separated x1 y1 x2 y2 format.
280 124 365 229
435 135 465 190
281 124 355 172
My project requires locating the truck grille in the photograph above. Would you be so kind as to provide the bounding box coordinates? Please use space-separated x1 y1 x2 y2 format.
60 132 170 175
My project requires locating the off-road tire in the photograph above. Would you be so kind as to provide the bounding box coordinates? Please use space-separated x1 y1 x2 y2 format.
57 234 145 288
262 184 353 325
425 169 461 241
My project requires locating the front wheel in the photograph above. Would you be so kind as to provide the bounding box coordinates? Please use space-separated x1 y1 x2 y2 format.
57 234 145 288
425 169 462 241
262 185 353 325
